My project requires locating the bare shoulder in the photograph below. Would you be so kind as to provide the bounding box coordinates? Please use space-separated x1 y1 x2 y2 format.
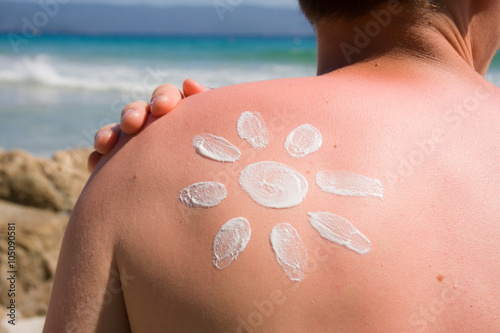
89 75 500 332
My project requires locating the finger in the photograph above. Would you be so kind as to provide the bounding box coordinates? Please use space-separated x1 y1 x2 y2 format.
88 151 103 173
94 123 121 155
150 84 183 117
121 100 149 134
183 78 210 97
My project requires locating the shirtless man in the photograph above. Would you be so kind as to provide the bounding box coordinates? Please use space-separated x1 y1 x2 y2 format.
45 0 500 332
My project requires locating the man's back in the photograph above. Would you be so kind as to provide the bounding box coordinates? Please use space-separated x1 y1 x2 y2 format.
72 63 500 332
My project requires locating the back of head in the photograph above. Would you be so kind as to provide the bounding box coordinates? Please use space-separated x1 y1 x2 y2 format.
299 0 500 75
298 0 438 23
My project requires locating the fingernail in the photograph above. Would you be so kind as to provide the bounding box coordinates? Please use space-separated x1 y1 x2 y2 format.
94 130 111 142
150 95 166 109
197 82 209 91
121 108 135 122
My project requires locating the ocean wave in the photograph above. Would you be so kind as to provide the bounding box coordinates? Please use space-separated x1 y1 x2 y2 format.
1 52 496 96
0 54 315 93
0 54 144 92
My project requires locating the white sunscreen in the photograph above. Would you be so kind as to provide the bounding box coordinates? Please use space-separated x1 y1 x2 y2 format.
193 133 241 162
213 217 251 269
284 124 322 158
239 161 308 209
316 170 383 199
237 111 269 149
179 181 227 208
270 223 308 282
308 212 371 255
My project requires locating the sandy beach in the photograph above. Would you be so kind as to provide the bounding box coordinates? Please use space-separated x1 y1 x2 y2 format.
0 315 45 333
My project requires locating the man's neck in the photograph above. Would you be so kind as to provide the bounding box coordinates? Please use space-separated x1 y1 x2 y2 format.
314 2 494 77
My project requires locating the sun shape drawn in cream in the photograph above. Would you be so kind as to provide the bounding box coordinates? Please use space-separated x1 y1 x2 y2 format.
178 111 383 282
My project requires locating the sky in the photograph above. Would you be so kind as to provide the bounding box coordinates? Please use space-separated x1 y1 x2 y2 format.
14 0 298 7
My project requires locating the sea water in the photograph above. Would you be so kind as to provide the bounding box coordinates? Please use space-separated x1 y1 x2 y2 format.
0 35 498 156
0 35 316 156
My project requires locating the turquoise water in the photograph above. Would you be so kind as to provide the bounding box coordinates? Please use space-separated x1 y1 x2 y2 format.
0 35 498 156
0 36 317 156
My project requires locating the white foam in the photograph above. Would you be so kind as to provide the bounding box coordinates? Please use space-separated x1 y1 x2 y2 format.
308 212 371 255
284 124 322 158
316 171 384 199
239 161 308 209
193 134 241 163
213 217 251 269
0 54 139 92
270 223 308 282
178 181 227 208
0 53 317 94
237 111 269 149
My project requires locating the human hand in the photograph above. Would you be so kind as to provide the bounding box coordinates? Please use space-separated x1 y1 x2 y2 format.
88 79 209 172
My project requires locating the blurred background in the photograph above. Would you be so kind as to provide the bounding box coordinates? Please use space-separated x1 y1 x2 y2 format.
1 1 499 157
1 0 499 156
1 2 317 330
0 1 499 331
0 0 318 156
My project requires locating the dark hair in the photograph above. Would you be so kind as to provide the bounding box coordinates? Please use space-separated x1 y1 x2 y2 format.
298 0 428 23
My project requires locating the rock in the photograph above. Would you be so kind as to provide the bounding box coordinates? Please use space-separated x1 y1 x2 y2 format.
0 148 92 211
52 148 92 175
0 200 69 318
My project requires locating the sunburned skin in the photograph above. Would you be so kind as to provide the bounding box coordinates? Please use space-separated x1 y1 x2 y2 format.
178 181 227 208
316 170 384 199
48 1 500 329
237 111 269 149
239 161 309 209
212 217 251 269
284 124 322 158
192 133 241 162
184 114 372 282
270 223 308 282
52 73 500 333
308 212 371 255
